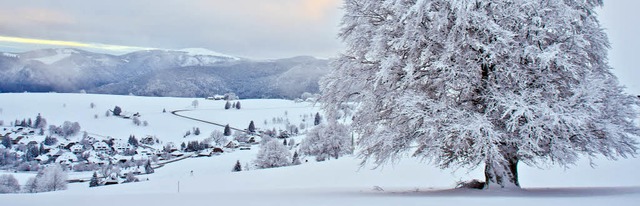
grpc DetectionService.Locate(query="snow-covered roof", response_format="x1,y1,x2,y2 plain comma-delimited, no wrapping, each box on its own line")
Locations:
56,152,78,163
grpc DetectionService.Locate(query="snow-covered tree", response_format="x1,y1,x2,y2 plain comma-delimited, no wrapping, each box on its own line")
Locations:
300,123,352,161
192,99,199,108
210,130,228,147
132,116,141,126
235,101,241,109
321,0,640,189
128,135,139,147
34,113,47,129
225,101,231,110
61,121,81,137
34,164,68,192
254,139,291,169
232,160,242,172
0,174,20,193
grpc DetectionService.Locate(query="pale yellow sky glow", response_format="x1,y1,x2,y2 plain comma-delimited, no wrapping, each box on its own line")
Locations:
0,35,155,53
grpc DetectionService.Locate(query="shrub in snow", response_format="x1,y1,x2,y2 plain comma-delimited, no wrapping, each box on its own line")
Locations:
224,101,231,110
235,101,241,109
124,172,138,183
132,116,141,126
192,99,199,108
112,106,122,116
254,139,291,169
300,123,352,161
0,174,20,193
90,102,95,109
321,0,640,189
456,179,486,190
143,120,149,126
44,136,57,146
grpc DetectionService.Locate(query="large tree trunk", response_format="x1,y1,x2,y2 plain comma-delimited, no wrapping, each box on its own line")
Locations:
484,152,520,189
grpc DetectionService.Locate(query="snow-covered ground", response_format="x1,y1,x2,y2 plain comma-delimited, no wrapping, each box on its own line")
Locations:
1,93,639,205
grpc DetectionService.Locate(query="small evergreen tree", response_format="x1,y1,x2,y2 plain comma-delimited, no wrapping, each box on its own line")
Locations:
283,139,288,146
128,135,139,147
90,102,95,109
194,127,201,136
235,101,241,109
225,101,231,110
163,108,166,113
224,124,232,136
89,172,99,187
248,121,256,134
34,113,47,129
314,112,321,126
232,160,242,172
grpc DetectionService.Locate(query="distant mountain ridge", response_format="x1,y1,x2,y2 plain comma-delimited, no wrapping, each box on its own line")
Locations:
0,48,329,99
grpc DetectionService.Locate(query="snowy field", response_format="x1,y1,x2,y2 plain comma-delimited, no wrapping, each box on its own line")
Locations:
1,93,639,205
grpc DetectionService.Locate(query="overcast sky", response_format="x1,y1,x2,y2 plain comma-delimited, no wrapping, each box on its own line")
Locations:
0,0,637,93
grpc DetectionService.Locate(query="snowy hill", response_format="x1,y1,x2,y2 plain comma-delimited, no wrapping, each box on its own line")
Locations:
1,93,639,206
0,48,328,99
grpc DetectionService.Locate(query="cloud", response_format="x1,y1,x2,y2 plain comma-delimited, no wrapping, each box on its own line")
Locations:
0,35,156,54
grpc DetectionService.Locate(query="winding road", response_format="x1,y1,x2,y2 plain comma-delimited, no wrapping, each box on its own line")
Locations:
170,110,246,133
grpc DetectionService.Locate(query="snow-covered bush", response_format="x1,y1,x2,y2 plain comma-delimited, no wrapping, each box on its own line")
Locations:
0,174,20,193
299,123,352,161
132,116,141,126
254,139,291,169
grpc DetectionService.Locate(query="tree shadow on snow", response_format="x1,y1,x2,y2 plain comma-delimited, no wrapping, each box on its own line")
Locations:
358,186,640,198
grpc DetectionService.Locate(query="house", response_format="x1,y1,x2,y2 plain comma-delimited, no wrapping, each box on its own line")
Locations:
70,144,84,154
55,152,78,164
35,155,50,163
93,141,110,153
140,136,157,145
225,140,239,149
170,151,184,157
206,95,225,100
112,141,131,154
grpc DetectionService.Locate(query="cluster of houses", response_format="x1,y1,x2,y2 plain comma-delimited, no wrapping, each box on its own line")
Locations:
1,126,163,167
